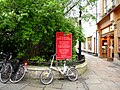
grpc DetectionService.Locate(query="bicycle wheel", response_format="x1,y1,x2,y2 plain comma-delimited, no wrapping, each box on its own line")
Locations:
40,70,53,85
0,63,4,73
10,65,25,83
67,67,78,81
0,63,13,83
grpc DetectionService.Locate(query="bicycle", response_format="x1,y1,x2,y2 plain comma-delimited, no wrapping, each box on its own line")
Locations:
9,58,28,83
39,53,79,85
0,52,28,84
0,52,13,83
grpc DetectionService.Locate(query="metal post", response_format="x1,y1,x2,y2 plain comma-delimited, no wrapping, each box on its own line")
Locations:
78,6,82,60
78,41,81,60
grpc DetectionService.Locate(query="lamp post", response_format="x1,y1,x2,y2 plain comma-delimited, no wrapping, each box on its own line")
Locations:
78,6,82,60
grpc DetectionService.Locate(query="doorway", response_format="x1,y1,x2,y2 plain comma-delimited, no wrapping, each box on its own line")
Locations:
110,38,114,58
102,38,107,58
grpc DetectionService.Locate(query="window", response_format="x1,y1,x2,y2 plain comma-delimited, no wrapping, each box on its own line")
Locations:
104,0,115,14
112,0,115,6
104,0,107,13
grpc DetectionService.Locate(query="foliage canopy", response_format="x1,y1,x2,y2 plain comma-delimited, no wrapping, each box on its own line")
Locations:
0,0,96,60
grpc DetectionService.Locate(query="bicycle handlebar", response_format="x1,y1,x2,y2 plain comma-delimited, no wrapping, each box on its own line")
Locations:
53,53,56,56
51,53,56,56
51,53,68,61
0,51,12,61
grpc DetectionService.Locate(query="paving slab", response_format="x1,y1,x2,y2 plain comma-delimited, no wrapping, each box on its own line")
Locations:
0,81,30,90
88,83,110,90
22,86,43,90
0,52,120,90
0,82,7,88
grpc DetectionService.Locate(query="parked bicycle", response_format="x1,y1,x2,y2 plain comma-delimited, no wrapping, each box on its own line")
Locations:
10,58,28,83
0,52,28,83
0,52,13,83
39,53,79,85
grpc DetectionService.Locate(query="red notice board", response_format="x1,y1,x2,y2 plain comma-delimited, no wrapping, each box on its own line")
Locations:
56,32,72,60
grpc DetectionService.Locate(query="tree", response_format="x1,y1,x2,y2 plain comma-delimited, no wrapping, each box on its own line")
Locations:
0,0,97,60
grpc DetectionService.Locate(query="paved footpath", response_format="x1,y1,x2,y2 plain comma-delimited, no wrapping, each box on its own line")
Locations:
0,53,120,90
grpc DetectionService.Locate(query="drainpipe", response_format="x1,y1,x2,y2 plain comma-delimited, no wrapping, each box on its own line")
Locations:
96,0,98,56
